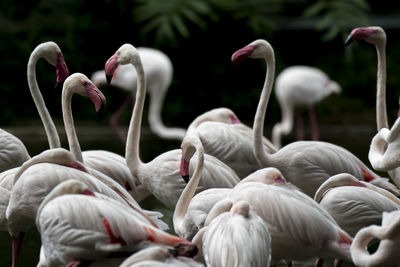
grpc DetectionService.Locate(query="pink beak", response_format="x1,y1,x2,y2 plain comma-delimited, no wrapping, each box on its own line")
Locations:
231,45,257,66
180,156,190,183
105,53,119,84
85,82,106,112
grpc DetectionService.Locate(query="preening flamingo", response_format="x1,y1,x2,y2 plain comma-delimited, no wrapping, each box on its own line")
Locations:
197,200,271,267
272,65,341,148
105,44,239,209
0,41,69,172
350,210,400,266
231,38,400,197
92,47,186,142
314,173,400,237
198,180,352,265
36,180,197,267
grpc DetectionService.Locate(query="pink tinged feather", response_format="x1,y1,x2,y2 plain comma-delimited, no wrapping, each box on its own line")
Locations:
361,169,375,182
230,115,241,124
56,52,69,83
84,82,106,112
102,218,127,245
105,53,119,77
81,189,96,197
231,45,257,66
67,162,89,173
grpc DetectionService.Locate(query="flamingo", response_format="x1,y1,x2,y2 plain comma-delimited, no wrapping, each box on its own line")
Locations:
314,173,400,237
231,38,400,197
36,179,198,267
272,65,341,148
118,245,204,267
91,47,186,142
174,131,286,240
0,41,69,172
24,43,141,200
195,180,353,265
5,148,166,267
344,26,400,188
350,210,400,266
104,44,239,209
196,200,271,267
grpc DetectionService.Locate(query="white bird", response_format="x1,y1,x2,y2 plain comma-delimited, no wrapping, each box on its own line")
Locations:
118,245,204,267
0,41,69,173
345,26,400,188
314,173,400,236
24,44,142,200
272,65,341,148
231,38,400,197
92,47,186,142
174,131,284,240
350,210,400,266
36,179,198,267
104,44,239,209
197,200,272,267
197,180,353,265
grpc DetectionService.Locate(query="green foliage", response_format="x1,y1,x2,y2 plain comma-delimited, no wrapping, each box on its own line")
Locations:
133,0,217,46
304,0,371,41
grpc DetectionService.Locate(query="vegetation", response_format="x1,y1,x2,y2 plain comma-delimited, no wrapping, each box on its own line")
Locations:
0,0,399,129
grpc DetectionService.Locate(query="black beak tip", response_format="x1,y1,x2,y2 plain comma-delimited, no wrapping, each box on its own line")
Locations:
106,75,112,84
54,82,63,90
182,175,190,183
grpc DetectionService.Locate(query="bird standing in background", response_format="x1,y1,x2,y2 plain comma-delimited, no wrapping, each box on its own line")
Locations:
272,65,341,148
91,47,186,142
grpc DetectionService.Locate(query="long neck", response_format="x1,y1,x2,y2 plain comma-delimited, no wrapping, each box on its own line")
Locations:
126,62,146,170
173,141,204,234
253,53,275,166
62,88,83,162
272,102,294,148
148,89,186,140
376,41,388,130
27,51,61,149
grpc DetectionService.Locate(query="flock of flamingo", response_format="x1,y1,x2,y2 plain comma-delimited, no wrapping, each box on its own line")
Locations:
1,26,400,267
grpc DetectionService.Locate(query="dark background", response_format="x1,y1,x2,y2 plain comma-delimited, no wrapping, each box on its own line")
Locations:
1,0,400,135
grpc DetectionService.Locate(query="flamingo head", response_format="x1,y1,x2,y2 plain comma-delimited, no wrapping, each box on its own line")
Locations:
344,26,386,46
105,43,140,84
232,39,274,66
231,200,251,218
37,41,69,89
63,73,106,113
180,135,201,183
240,167,287,185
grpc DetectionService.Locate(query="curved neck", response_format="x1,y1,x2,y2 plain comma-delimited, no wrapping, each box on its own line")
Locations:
376,42,388,130
62,87,83,162
27,51,61,149
173,139,204,232
253,53,275,166
125,62,146,169
148,89,186,140
272,103,294,148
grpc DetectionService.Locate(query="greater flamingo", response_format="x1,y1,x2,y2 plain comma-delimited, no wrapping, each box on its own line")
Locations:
314,173,400,236
5,148,166,267
36,180,197,267
350,210,400,266
344,26,400,187
196,180,353,265
196,200,272,267
92,47,186,142
105,44,239,209
272,65,341,148
174,131,285,240
0,41,69,172
118,245,204,267
231,38,400,197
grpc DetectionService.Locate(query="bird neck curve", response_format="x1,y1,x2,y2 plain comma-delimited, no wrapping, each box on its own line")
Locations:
376,41,388,131
27,46,61,149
